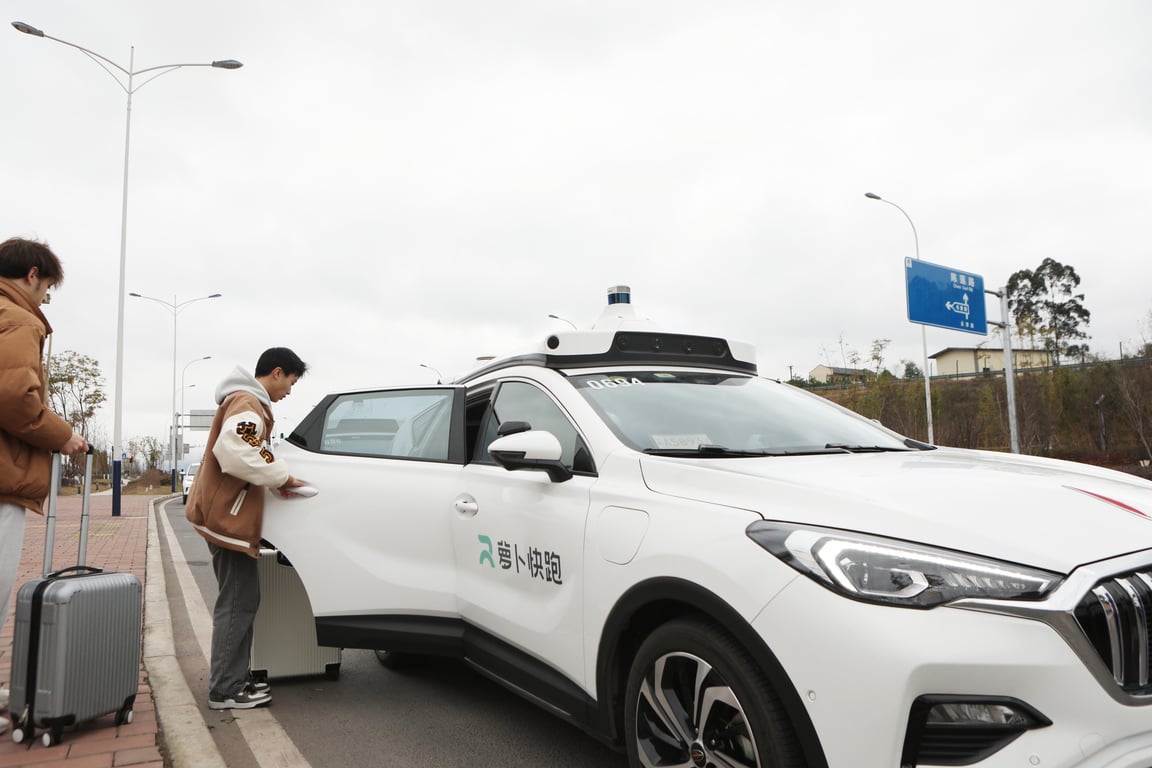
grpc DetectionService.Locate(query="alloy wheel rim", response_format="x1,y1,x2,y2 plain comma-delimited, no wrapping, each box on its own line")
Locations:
634,651,760,768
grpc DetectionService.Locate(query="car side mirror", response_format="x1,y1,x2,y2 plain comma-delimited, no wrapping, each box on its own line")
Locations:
497,420,532,437
488,430,573,483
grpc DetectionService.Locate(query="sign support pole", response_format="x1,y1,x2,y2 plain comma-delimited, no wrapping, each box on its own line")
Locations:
919,324,933,444
986,288,1020,453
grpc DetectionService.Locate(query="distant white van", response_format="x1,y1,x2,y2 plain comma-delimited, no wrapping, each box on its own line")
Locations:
181,462,200,504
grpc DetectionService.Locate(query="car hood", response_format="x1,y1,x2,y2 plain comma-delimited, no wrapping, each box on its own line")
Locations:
639,447,1152,573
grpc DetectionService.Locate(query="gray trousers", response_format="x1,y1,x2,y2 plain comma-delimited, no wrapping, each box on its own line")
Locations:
208,543,260,699
0,502,28,639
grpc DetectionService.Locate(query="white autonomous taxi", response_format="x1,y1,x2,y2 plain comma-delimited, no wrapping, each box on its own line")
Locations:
264,287,1152,768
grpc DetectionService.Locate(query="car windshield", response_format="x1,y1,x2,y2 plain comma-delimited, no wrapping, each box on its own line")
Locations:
570,371,917,456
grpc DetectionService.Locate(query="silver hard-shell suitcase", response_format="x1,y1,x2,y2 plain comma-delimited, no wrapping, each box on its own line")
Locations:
8,451,143,747
250,548,341,682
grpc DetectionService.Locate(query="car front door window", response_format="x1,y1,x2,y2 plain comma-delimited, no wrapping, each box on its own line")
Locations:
473,381,592,472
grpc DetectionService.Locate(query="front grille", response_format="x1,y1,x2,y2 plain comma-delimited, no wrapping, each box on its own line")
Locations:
1075,568,1152,693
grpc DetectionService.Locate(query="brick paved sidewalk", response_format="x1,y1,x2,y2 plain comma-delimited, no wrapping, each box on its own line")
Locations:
1,494,162,768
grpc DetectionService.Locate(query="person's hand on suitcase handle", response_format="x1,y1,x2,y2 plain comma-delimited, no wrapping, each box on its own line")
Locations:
59,433,89,456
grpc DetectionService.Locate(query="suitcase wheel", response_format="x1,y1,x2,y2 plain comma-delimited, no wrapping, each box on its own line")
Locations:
11,726,25,744
42,728,61,748
115,708,134,727
325,663,341,681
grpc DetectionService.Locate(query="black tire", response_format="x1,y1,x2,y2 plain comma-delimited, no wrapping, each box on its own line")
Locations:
182,493,188,505
624,618,803,768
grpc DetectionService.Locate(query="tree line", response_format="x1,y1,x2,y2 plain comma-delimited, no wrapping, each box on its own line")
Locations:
46,350,165,482
821,359,1152,464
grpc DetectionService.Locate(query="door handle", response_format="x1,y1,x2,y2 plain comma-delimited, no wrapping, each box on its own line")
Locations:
454,495,478,517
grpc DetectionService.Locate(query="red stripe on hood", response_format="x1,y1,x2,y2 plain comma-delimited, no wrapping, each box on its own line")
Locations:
1066,486,1151,519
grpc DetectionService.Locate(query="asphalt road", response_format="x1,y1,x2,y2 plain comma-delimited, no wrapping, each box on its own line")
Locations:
159,499,629,768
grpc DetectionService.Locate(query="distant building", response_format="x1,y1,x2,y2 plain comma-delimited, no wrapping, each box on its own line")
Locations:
809,364,872,384
929,347,1052,377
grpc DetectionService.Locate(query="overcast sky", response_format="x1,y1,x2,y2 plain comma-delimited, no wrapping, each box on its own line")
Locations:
3,1,1150,457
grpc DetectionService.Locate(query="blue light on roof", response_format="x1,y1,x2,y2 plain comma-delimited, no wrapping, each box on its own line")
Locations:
607,285,631,305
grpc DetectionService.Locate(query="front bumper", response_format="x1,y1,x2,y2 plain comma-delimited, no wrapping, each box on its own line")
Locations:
753,565,1152,767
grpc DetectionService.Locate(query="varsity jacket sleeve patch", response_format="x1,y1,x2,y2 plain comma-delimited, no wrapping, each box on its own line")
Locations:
212,407,291,489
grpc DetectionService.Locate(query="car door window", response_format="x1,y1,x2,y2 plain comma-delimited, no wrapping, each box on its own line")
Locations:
321,389,454,460
474,381,594,472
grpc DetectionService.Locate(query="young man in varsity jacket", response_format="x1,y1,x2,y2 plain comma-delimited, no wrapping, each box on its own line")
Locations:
186,347,308,710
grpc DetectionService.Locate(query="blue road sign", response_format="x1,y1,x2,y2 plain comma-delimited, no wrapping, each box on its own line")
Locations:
905,258,987,335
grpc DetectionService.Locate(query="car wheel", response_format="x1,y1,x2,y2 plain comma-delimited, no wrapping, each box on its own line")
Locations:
625,618,802,768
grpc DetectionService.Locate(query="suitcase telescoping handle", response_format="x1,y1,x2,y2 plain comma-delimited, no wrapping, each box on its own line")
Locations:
42,446,96,578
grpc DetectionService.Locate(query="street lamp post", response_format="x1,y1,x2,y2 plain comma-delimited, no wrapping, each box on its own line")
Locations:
547,314,578,330
130,293,221,491
12,20,242,515
180,355,211,477
865,192,935,444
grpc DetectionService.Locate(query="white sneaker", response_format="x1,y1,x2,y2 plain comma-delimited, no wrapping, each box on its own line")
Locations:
207,686,271,711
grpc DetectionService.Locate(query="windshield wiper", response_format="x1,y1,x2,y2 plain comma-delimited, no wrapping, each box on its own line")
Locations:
644,444,869,457
903,437,937,450
642,445,786,457
641,443,917,458
823,443,914,453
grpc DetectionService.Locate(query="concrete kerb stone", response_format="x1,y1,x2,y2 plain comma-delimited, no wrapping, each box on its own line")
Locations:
143,495,226,768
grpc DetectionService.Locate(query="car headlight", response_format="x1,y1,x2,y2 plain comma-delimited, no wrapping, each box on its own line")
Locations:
747,522,1061,609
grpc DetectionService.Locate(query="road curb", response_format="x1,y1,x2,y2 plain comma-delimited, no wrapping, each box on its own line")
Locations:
143,495,227,768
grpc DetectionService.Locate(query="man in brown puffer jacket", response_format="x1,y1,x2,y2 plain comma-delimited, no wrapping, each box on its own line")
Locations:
0,237,89,734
